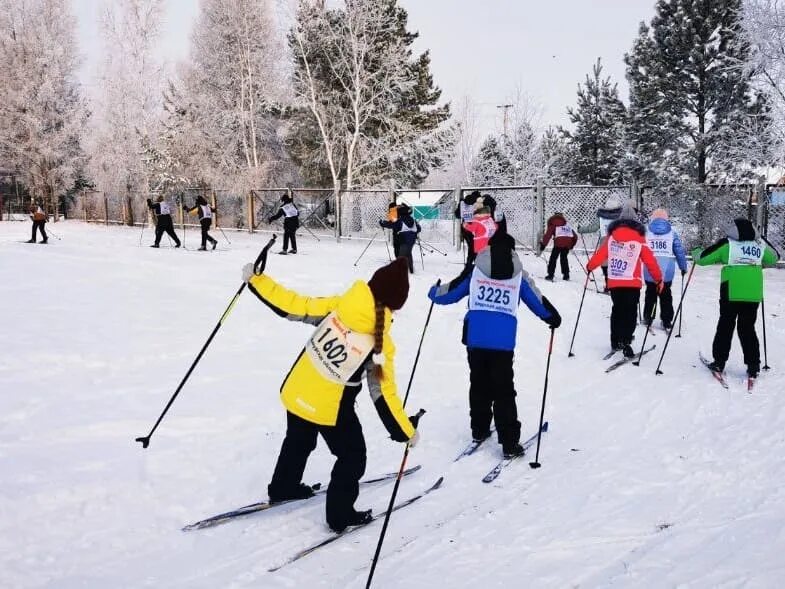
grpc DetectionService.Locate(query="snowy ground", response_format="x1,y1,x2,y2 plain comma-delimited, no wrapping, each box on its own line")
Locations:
1,220,784,589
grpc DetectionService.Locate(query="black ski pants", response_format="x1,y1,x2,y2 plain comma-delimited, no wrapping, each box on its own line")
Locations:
154,216,180,246
200,218,216,248
467,348,520,447
398,241,414,274
547,247,570,279
31,220,47,242
610,287,640,347
269,403,367,529
643,280,673,327
712,297,760,372
283,227,297,251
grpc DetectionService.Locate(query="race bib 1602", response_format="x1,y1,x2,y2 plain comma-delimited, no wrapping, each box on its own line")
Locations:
306,313,375,384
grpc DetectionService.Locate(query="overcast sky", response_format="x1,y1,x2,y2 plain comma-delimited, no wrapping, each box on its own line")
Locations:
74,0,656,135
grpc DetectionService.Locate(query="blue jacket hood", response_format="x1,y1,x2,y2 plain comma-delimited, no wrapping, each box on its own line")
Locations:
648,218,672,235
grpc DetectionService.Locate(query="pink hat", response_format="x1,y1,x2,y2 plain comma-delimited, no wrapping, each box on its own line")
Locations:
651,208,669,220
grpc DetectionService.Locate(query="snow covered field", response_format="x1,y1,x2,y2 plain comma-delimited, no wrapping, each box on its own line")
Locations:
1,221,784,589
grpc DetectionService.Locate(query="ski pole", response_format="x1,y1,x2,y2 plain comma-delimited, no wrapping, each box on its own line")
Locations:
417,239,425,271
139,212,147,246
383,230,392,262
675,272,685,338
135,235,277,449
216,223,231,245
567,273,591,357
571,248,598,290
761,298,770,370
365,409,425,589
529,328,555,469
402,279,440,406
418,238,448,256
45,226,61,240
633,298,657,366
353,228,383,267
654,262,696,375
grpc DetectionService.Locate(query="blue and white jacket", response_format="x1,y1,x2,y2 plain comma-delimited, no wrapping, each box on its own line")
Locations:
428,248,554,351
642,218,688,283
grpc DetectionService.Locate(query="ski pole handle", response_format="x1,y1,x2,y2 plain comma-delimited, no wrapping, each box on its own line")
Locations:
254,234,277,274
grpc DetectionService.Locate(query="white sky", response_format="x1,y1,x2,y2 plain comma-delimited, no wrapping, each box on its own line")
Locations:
73,0,655,135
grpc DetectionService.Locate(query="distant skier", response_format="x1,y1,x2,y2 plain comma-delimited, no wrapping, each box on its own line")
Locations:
539,212,578,281
379,204,421,273
27,202,48,244
386,201,400,257
268,193,300,255
428,231,561,458
586,199,663,358
147,196,181,248
579,197,623,293
464,203,498,256
183,195,217,251
693,218,779,379
455,190,481,263
244,257,418,533
642,209,687,329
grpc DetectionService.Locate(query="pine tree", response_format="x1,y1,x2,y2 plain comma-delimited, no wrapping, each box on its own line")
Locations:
469,136,513,186
287,0,453,189
562,59,627,185
625,0,764,186
539,127,576,184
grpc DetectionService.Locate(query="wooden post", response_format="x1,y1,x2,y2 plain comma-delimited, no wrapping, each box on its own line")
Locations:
247,191,255,233
104,192,109,226
82,188,87,222
211,188,218,228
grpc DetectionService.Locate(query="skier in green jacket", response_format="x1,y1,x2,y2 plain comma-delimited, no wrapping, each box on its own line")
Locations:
693,218,779,379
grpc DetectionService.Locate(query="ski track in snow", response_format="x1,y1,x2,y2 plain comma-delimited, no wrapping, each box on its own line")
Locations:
1,221,784,588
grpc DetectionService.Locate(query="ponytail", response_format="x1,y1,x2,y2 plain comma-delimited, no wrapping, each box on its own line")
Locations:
372,302,385,378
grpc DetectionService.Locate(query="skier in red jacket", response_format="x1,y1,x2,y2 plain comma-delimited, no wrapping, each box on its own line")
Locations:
587,200,663,358
539,212,578,281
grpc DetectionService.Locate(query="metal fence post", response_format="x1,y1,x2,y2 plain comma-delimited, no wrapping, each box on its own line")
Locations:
535,177,545,251
104,193,109,226
757,177,767,235
454,187,462,251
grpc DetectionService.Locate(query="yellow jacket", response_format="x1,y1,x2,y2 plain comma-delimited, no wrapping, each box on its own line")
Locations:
248,275,415,441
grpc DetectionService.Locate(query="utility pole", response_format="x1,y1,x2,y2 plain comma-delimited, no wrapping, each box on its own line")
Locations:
497,104,513,137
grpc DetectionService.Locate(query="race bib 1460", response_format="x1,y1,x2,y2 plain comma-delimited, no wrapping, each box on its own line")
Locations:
728,240,764,266
306,313,375,384
607,238,642,280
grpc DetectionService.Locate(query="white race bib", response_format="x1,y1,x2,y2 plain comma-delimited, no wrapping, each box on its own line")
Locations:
728,240,764,266
306,313,375,384
599,217,613,236
646,230,674,257
468,270,520,317
555,224,574,238
608,237,642,280
158,202,171,216
282,203,298,217
200,205,212,219
460,202,474,223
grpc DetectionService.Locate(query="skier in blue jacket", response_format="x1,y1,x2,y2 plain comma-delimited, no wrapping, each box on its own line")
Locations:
642,208,688,329
428,232,561,457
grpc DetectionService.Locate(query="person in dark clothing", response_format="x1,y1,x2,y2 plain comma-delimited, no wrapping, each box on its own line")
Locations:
184,196,217,251
455,190,482,263
27,202,48,244
379,204,421,273
268,193,300,254
539,212,578,281
147,196,181,248
386,201,400,257
693,218,779,378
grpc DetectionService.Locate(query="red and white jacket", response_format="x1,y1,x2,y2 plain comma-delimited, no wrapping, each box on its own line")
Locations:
587,219,662,288
464,213,498,254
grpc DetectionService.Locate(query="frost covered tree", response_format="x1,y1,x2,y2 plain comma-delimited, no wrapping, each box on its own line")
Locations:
156,0,290,193
540,126,576,184
469,136,513,186
561,59,627,185
87,0,165,225
287,0,453,190
0,0,87,216
625,0,764,186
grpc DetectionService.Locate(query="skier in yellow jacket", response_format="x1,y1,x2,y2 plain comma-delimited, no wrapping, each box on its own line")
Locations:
243,257,418,532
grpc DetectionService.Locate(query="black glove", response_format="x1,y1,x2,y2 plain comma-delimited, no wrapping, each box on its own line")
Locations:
542,296,562,329
378,219,385,227
681,269,687,276
538,243,545,253
267,217,274,224
409,410,425,429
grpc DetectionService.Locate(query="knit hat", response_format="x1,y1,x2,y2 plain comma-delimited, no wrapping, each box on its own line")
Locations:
724,218,757,241
280,193,292,203
368,257,409,311
488,231,516,279
619,199,638,220
604,197,622,210
650,208,668,220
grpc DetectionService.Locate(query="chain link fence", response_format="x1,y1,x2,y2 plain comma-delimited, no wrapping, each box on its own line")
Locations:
459,186,539,249
544,185,632,247
763,186,785,256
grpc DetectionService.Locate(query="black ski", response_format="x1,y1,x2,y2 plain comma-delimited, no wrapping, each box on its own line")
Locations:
698,352,729,389
605,345,656,373
183,465,421,531
481,422,549,484
268,476,444,572
454,428,496,462
602,349,620,361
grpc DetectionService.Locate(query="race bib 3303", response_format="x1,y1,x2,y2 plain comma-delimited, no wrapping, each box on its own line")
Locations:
607,238,642,280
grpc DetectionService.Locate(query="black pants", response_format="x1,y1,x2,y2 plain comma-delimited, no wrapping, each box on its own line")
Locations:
154,217,181,246
398,242,414,273
467,348,520,447
610,288,640,347
283,227,297,251
461,228,475,265
712,297,760,371
269,405,367,528
392,232,401,258
200,219,216,248
547,247,570,278
643,281,673,327
31,220,47,242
